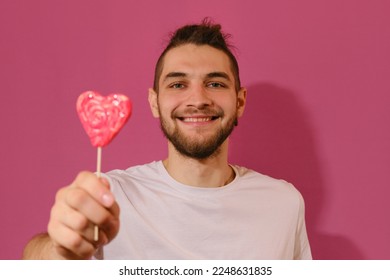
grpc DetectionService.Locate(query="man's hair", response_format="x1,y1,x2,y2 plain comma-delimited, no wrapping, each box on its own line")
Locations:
153,18,241,92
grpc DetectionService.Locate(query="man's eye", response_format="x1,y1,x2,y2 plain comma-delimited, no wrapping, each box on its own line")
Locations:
170,83,185,89
207,82,225,88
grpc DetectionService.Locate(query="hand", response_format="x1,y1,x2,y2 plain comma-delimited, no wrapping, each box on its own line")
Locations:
47,171,120,259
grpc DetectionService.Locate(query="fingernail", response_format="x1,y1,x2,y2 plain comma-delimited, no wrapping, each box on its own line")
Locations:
102,192,114,207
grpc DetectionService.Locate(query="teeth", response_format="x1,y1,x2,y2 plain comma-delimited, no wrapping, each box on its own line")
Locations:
182,117,212,122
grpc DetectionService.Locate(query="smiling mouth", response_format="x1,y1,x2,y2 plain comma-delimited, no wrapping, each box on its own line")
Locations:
179,116,219,123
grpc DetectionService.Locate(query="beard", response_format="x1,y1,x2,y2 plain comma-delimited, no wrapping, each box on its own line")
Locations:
159,107,238,160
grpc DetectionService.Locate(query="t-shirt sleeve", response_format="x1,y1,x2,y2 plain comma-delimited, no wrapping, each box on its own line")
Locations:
293,192,312,260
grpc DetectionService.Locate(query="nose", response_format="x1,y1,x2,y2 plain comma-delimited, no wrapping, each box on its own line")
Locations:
186,84,213,108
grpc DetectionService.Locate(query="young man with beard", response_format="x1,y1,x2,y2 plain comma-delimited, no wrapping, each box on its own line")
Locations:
23,20,312,260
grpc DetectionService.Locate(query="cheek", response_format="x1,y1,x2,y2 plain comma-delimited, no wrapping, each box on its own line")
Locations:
217,97,238,114
157,98,178,118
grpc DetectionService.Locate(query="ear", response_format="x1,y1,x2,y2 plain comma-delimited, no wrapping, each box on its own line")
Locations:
148,88,160,118
236,87,247,118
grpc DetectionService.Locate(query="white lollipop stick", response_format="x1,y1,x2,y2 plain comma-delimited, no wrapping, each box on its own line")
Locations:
96,146,102,177
94,146,102,241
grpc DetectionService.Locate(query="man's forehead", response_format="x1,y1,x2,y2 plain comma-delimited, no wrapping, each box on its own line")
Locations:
163,44,230,63
160,44,234,79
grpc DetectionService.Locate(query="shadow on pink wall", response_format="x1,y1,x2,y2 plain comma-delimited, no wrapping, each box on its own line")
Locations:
231,83,365,259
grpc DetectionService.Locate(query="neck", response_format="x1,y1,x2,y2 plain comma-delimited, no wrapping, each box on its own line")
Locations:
163,140,235,188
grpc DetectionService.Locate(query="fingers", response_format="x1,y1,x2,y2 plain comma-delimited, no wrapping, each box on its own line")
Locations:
48,219,96,259
71,171,115,208
48,171,120,259
50,199,105,242
65,187,113,226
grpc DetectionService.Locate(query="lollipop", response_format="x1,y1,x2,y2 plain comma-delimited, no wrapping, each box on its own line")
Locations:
77,90,132,241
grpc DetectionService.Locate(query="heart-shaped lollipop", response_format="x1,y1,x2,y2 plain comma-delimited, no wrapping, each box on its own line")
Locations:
76,91,132,147
76,90,131,244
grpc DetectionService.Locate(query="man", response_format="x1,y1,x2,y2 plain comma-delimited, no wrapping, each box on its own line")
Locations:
23,20,312,260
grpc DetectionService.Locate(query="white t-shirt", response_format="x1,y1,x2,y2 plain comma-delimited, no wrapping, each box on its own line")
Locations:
101,161,312,259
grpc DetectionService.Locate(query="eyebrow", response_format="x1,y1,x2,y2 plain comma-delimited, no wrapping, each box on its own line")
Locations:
163,72,187,82
163,71,231,82
206,72,231,81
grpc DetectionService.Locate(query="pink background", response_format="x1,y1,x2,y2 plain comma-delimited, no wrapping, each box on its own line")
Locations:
1,0,389,259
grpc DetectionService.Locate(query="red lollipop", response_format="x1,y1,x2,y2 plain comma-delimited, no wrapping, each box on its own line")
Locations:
76,90,132,241
77,91,132,147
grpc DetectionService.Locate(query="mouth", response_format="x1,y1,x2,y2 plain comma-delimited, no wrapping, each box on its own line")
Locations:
178,116,219,123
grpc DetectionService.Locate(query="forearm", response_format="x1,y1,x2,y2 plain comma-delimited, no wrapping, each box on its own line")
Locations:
22,233,65,260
